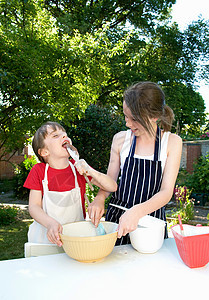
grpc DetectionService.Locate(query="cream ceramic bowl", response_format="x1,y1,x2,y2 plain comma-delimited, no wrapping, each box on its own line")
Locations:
60,221,118,263
129,215,166,254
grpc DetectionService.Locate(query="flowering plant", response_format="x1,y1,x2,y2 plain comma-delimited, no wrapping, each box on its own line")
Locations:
174,185,187,203
172,185,194,223
200,132,209,139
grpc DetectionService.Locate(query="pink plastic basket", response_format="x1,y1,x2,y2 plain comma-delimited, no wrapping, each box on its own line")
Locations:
171,224,209,268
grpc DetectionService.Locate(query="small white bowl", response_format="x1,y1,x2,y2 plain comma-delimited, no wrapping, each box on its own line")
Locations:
129,216,165,254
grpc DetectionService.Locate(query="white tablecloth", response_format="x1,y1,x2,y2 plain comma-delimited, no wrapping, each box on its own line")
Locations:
0,238,208,300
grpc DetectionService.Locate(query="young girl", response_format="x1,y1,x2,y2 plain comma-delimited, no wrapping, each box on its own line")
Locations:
88,81,182,245
24,121,117,246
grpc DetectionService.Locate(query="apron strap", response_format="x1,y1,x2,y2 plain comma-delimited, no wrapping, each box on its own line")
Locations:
153,126,161,161
129,135,136,157
69,161,79,188
42,163,49,192
128,126,161,161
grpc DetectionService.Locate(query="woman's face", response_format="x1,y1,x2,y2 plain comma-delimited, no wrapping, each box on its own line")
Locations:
123,101,146,136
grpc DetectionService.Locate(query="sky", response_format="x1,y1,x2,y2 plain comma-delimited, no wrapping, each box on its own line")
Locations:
171,0,209,113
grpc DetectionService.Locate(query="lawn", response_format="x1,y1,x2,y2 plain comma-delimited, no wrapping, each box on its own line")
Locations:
0,205,33,261
0,179,32,260
0,220,32,261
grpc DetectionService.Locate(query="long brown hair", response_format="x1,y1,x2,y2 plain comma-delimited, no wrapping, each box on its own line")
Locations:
124,81,174,135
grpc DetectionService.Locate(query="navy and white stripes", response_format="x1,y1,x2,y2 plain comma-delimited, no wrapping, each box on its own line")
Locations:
106,126,167,245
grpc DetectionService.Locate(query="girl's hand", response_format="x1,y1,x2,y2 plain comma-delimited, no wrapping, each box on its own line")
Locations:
46,220,63,247
117,206,140,238
87,196,105,227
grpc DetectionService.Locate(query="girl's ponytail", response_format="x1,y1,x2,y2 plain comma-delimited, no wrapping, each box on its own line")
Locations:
158,105,174,131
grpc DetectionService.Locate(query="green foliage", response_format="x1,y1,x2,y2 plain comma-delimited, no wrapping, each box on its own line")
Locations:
85,185,100,205
66,104,126,173
185,154,209,193
169,186,194,223
176,168,189,186
43,0,174,35
164,83,206,135
0,179,15,193
0,0,209,161
0,205,19,225
13,155,37,200
0,1,61,146
85,182,112,211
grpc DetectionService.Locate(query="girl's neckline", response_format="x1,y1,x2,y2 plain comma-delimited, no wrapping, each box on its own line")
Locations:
134,153,154,159
47,161,73,171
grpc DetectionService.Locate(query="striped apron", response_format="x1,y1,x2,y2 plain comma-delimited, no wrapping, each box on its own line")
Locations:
105,126,167,245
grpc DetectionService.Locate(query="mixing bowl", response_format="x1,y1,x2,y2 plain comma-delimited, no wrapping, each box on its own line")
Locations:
171,224,209,268
60,221,118,263
129,215,165,253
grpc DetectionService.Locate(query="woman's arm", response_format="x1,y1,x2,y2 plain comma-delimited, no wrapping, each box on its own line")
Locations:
28,189,63,246
87,131,125,226
117,133,182,238
74,159,117,192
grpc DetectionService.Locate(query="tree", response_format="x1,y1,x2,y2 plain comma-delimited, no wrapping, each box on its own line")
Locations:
0,1,61,158
181,19,209,84
0,3,131,158
163,83,206,134
94,23,208,132
1,0,209,164
43,0,175,34
66,104,126,173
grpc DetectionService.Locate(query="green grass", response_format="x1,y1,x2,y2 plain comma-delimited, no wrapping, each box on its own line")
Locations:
0,211,33,261
0,177,33,260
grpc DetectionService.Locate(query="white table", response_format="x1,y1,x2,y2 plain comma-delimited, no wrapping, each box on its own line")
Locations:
0,238,208,300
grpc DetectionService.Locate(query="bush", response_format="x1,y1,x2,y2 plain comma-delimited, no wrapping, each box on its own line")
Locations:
185,154,209,193
0,179,15,193
176,168,189,186
200,132,209,140
66,104,126,173
14,155,37,200
0,205,19,225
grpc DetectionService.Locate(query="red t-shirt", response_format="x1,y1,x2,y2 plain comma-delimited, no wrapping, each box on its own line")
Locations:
24,160,89,218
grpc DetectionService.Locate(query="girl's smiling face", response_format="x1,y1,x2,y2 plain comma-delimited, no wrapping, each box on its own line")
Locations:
123,101,146,136
123,101,157,137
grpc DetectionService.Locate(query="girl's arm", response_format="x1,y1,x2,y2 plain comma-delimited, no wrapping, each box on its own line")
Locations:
117,133,182,238
28,189,63,246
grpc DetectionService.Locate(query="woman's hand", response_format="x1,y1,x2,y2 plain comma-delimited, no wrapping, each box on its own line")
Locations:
117,206,140,238
87,196,105,227
75,159,91,176
46,219,63,247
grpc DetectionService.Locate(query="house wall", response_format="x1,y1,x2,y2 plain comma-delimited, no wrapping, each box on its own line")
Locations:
180,140,209,173
0,146,32,180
